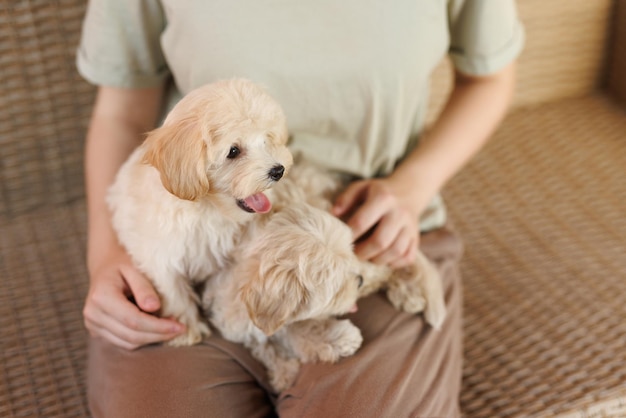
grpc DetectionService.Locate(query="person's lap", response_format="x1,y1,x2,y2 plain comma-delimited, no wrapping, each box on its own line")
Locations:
87,226,463,418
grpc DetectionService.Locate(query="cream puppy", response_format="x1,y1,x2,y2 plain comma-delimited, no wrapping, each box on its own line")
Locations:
270,159,447,328
107,79,293,346
204,204,366,392
203,161,446,392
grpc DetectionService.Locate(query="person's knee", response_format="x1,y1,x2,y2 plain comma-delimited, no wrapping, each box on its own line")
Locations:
87,338,275,418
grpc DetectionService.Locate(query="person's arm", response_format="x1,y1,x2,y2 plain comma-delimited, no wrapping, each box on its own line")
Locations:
333,62,517,268
83,85,185,350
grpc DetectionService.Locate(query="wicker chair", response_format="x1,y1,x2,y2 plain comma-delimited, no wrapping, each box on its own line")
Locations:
1,1,624,417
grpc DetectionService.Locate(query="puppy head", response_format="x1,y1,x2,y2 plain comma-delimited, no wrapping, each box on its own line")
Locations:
143,78,292,208
239,206,363,335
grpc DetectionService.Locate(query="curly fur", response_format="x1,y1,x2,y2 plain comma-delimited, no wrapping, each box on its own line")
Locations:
107,79,293,346
203,160,446,392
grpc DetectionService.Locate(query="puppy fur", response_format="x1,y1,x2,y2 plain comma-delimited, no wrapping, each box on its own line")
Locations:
204,204,365,392
272,158,447,328
203,159,446,392
107,79,293,346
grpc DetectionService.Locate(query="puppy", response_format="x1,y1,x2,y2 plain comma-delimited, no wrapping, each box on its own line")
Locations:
203,204,365,392
203,162,446,392
107,79,293,346
270,158,447,329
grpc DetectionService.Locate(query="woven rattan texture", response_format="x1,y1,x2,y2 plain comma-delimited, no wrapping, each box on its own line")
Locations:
0,0,95,219
1,0,624,417
0,202,89,417
444,96,626,417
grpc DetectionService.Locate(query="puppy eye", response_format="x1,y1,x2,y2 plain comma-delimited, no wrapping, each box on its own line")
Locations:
227,146,240,159
356,275,364,289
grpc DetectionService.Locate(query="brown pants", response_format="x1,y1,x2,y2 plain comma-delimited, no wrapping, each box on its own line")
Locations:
87,226,464,418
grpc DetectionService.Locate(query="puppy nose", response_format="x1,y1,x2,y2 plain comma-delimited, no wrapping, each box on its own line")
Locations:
268,164,285,181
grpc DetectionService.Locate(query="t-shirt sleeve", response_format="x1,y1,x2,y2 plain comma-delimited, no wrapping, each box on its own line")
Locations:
76,0,169,88
448,0,525,76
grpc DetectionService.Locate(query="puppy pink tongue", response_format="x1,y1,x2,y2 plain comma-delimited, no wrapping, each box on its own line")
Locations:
348,303,358,313
244,192,271,213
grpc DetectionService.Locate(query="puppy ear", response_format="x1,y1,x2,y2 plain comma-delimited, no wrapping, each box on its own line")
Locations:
142,119,210,201
239,261,307,336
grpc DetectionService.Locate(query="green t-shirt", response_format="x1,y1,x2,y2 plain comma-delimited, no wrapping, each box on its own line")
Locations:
77,0,524,230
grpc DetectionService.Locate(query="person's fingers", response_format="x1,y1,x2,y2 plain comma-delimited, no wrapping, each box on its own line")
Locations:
370,225,414,266
354,210,402,260
332,180,368,218
346,191,395,241
387,233,418,269
93,321,183,351
84,275,185,347
389,240,417,269
87,295,185,348
94,327,143,351
98,289,185,336
333,177,425,268
119,264,161,313
94,312,184,349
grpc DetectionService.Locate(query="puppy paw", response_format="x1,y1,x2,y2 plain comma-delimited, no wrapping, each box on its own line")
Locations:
269,358,301,393
317,319,363,362
166,321,211,347
386,271,427,314
380,253,447,330
285,319,363,363
424,296,447,330
413,251,447,330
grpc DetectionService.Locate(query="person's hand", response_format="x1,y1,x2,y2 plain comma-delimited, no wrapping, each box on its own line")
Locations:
83,247,185,350
332,177,424,269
